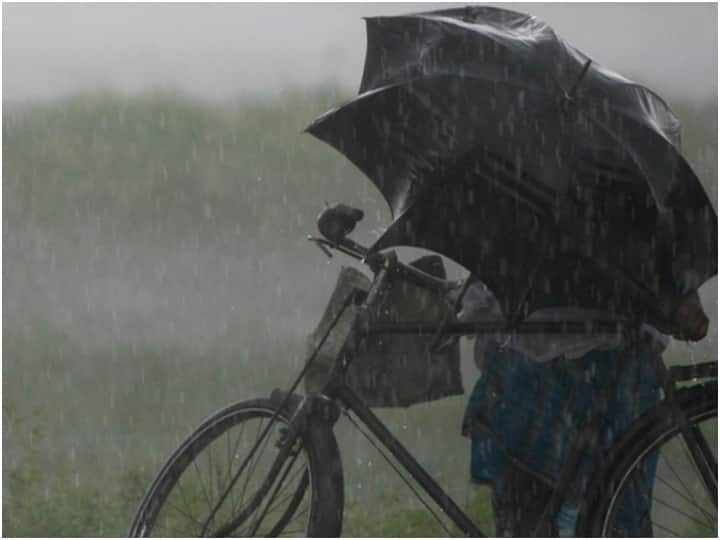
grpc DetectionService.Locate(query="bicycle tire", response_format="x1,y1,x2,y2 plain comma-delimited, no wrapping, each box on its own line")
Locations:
129,396,344,537
577,382,717,537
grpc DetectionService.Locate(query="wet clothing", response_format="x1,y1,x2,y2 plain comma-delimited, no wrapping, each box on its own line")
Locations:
460,282,666,536
456,280,669,362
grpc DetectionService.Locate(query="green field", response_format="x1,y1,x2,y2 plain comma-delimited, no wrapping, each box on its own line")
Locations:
3,88,717,536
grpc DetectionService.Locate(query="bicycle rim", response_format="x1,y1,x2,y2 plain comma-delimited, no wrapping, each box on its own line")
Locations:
599,403,717,537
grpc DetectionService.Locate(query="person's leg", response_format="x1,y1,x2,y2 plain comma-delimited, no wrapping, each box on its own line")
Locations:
554,502,579,537
492,465,556,537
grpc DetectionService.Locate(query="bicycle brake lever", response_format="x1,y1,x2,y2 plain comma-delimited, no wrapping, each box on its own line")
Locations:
308,236,333,258
318,243,333,258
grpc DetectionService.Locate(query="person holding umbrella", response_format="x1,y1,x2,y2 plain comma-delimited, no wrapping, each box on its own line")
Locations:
307,6,716,342
307,5,716,536
459,280,709,536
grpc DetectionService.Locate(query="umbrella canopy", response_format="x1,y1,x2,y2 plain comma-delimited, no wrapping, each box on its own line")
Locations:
306,6,716,326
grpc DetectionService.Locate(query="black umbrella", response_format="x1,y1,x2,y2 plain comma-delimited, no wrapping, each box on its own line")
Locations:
306,6,716,327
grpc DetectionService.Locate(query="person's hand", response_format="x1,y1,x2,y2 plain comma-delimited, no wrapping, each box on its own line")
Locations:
672,293,709,342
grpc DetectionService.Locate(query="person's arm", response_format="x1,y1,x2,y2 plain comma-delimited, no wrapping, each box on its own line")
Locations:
653,209,710,343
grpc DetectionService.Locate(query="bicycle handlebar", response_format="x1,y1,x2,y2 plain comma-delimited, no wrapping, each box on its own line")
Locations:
311,203,459,294
308,233,457,295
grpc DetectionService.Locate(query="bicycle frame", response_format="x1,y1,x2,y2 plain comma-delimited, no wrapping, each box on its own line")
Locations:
219,223,716,537
276,249,718,537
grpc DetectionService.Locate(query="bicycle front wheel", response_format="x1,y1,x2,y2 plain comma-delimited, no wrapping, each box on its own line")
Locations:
578,383,717,537
129,396,344,537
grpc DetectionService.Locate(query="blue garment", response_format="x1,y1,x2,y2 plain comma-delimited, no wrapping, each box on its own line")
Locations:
464,340,661,535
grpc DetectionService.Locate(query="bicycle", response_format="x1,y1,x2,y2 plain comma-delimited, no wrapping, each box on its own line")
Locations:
129,203,717,537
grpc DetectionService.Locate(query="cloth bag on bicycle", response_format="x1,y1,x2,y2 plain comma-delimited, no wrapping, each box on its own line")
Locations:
305,254,464,407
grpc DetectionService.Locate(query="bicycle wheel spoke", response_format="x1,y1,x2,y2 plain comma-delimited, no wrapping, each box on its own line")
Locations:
265,467,307,516
685,450,712,515
236,417,269,514
265,490,301,519
660,452,704,510
679,431,717,506
232,415,267,517
225,428,237,517
248,447,303,536
173,472,194,520
238,497,309,537
289,504,308,523
652,494,715,531
163,500,206,529
258,472,306,532
689,424,718,477
651,519,685,537
206,437,217,509
655,472,716,523
191,454,214,518
226,419,249,515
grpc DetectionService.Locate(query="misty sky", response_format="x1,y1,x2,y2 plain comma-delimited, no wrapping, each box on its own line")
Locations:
3,2,718,102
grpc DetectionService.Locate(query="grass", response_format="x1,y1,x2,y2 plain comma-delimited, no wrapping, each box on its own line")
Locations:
2,320,485,536
342,485,494,537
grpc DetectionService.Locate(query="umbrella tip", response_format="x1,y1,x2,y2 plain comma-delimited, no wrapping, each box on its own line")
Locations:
302,120,323,137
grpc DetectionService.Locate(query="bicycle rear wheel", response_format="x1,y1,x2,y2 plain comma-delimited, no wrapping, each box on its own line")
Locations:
129,396,343,537
578,383,717,537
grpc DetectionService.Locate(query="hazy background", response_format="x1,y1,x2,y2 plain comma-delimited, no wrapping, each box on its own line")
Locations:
3,3,718,101
3,3,718,536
